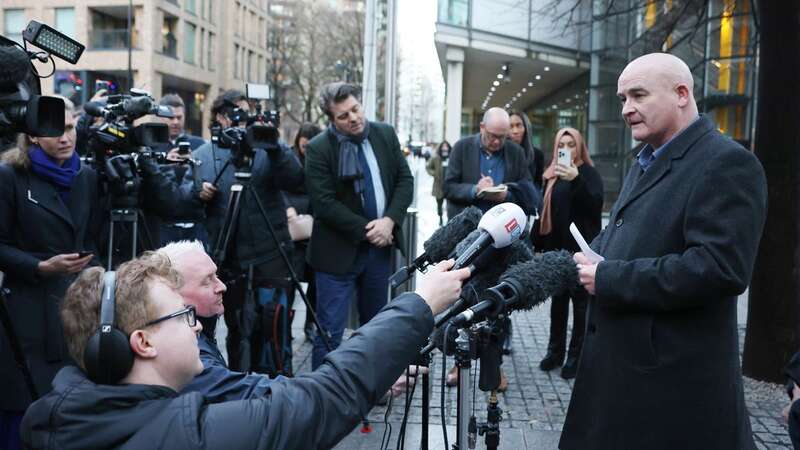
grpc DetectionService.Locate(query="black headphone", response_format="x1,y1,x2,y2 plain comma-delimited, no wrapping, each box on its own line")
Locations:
83,271,134,385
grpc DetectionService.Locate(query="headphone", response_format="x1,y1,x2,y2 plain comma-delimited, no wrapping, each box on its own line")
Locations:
83,271,134,385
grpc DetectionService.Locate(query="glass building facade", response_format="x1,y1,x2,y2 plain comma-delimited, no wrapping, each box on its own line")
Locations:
589,0,757,205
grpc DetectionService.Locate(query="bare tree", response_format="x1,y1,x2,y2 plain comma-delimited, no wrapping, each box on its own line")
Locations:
268,1,367,129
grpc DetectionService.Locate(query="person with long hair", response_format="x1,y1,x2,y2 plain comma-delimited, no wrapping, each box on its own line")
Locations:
426,140,450,225
286,122,322,341
508,110,545,190
0,98,101,450
534,127,603,379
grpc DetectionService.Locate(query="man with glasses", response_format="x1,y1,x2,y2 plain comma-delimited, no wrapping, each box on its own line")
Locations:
442,107,538,391
21,249,470,449
443,107,537,219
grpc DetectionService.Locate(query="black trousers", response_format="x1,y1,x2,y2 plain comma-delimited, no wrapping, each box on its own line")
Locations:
546,289,589,359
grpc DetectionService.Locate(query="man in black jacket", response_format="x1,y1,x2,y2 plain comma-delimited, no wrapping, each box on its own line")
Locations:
443,107,539,219
305,82,413,369
21,249,469,449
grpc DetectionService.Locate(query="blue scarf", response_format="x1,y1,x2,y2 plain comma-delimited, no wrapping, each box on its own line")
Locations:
329,121,371,195
29,145,80,204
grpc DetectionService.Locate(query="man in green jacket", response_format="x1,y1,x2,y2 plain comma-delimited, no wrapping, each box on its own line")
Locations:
305,82,414,369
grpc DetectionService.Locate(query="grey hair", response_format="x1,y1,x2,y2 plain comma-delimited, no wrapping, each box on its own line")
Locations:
156,240,207,271
318,82,361,119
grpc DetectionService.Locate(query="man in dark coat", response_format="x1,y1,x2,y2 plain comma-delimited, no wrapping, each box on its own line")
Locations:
562,53,767,450
305,82,414,369
21,247,470,450
180,90,303,373
443,107,539,219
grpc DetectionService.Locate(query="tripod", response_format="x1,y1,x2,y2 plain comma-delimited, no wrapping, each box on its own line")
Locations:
212,158,332,367
451,321,505,450
102,155,156,269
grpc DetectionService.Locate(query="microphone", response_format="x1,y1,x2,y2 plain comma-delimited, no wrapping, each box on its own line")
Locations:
451,250,578,327
389,206,482,289
451,203,527,272
420,239,534,356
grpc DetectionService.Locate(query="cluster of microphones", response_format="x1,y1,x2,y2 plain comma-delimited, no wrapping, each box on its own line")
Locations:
389,203,580,355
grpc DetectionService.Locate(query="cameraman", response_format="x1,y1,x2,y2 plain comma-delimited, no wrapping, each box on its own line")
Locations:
21,250,469,449
182,89,303,372
156,94,207,247
0,97,101,449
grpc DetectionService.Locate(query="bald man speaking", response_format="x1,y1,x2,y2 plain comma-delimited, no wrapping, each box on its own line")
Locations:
560,53,767,449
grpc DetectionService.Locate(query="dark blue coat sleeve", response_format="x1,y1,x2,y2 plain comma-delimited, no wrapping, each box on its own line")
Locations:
181,334,275,403
201,293,435,450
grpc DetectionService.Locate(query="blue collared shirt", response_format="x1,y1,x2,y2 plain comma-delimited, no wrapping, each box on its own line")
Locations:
637,115,700,171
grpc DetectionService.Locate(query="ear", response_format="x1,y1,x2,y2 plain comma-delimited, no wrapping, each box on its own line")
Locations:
129,330,158,359
675,84,691,107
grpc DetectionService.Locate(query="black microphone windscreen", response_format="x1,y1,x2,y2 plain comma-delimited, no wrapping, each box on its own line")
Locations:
423,206,482,261
500,250,578,311
0,45,31,86
462,239,534,306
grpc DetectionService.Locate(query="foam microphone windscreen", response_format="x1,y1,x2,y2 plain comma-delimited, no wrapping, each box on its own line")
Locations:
499,250,579,311
461,239,534,306
423,206,482,261
0,45,31,86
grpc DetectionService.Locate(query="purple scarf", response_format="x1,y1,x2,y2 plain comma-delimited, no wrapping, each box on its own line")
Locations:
29,145,80,204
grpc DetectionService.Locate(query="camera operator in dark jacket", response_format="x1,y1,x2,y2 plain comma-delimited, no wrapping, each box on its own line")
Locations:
180,89,303,372
0,98,101,448
154,94,208,247
21,249,470,450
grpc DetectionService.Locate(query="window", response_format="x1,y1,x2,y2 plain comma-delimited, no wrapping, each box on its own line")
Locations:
234,43,240,78
3,9,25,44
207,32,215,72
186,0,196,15
55,8,75,39
184,22,196,64
247,50,253,81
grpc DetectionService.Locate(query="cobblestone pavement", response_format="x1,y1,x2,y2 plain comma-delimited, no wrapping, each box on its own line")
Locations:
227,157,791,449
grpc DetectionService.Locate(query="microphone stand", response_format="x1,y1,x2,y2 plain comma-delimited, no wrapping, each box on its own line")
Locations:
454,328,477,450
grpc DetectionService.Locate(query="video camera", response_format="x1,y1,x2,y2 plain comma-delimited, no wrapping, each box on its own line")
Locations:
0,21,85,147
84,88,173,157
215,83,281,169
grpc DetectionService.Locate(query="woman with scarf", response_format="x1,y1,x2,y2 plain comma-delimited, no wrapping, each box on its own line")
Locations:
533,127,603,379
0,97,101,449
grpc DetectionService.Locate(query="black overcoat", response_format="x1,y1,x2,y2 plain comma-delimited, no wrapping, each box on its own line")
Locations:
560,115,767,450
0,161,101,411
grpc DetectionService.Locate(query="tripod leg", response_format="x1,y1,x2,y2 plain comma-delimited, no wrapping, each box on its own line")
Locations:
212,185,243,264
245,187,334,351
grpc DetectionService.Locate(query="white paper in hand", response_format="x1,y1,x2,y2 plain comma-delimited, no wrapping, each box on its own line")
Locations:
569,222,604,263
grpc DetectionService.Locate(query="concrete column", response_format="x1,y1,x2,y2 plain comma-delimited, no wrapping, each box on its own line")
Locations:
444,46,464,145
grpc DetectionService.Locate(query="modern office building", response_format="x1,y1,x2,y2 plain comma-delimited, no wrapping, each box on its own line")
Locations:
0,0,271,136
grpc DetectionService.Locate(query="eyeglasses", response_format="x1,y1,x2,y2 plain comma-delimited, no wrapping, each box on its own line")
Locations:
484,131,507,143
143,305,197,328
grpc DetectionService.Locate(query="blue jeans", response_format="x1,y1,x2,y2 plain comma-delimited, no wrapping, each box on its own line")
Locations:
312,244,391,369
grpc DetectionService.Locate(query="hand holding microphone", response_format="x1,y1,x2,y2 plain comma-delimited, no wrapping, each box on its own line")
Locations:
414,259,471,316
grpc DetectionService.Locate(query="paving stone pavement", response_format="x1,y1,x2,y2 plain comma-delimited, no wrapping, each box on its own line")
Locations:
221,157,792,449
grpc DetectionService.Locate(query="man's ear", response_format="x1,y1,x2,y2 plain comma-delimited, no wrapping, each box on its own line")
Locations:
129,330,158,359
676,84,691,107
